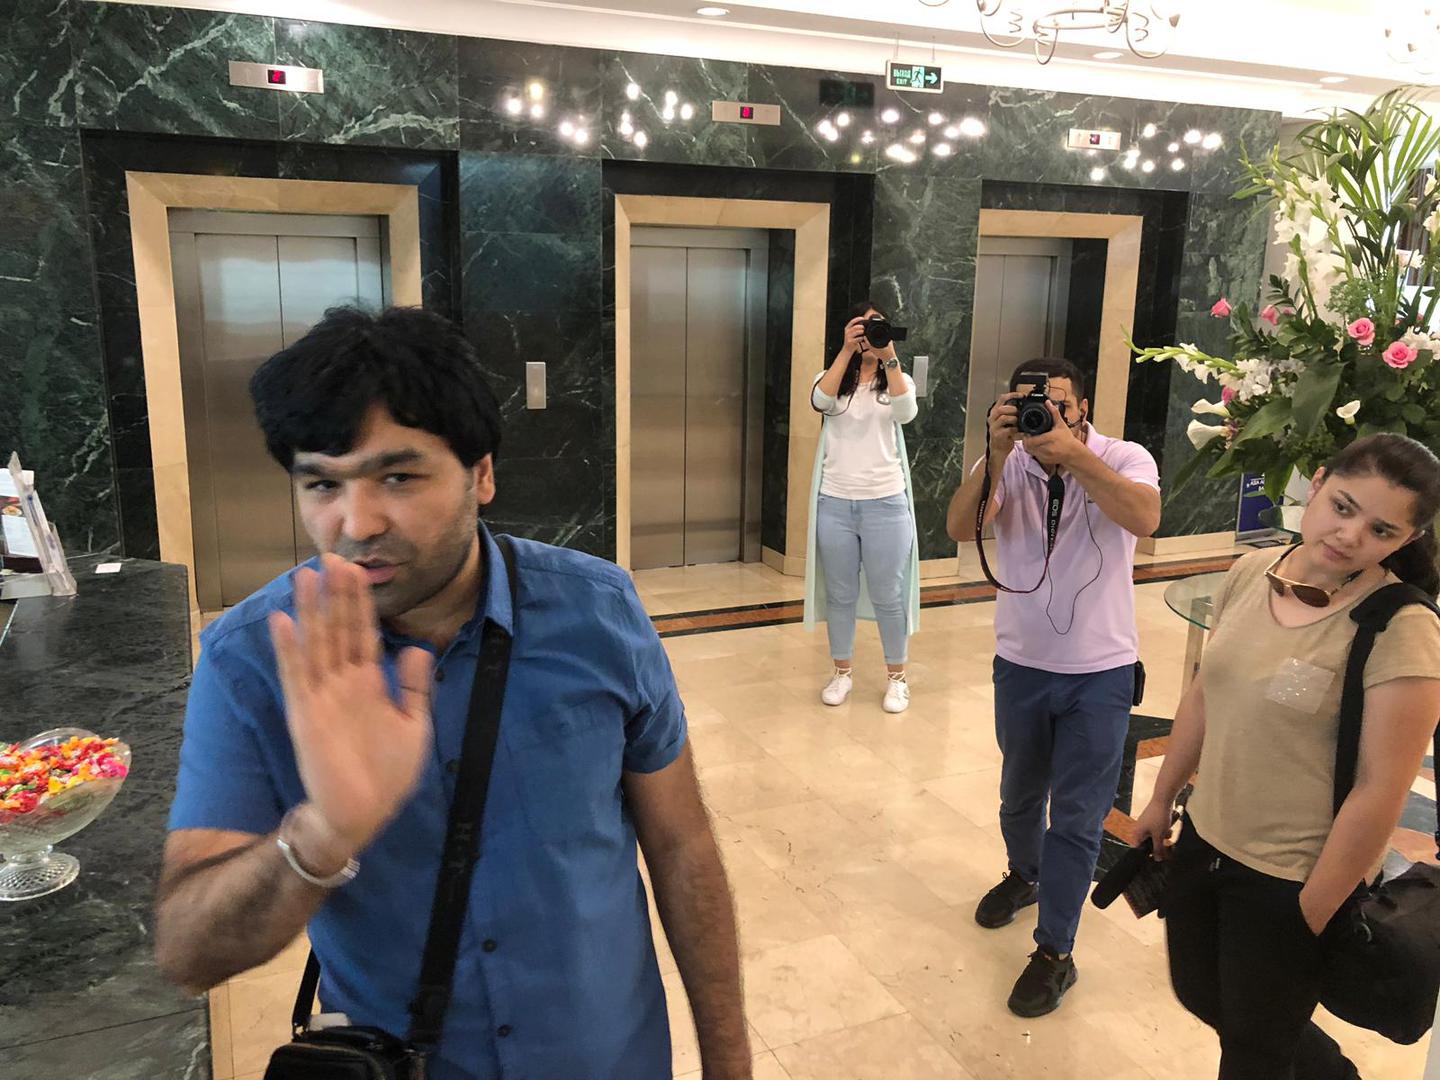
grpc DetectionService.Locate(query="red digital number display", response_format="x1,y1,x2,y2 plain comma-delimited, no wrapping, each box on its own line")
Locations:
740,105,754,119
267,69,287,85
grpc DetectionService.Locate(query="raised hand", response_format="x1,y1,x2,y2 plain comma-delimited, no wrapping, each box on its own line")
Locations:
268,554,435,861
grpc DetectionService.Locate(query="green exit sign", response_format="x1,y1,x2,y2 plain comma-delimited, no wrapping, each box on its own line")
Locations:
886,61,943,95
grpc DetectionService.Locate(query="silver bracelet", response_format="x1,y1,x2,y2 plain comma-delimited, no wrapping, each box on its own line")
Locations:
276,821,360,889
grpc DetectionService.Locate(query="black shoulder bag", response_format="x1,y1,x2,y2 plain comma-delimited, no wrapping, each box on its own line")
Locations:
1319,582,1440,1046
264,535,519,1079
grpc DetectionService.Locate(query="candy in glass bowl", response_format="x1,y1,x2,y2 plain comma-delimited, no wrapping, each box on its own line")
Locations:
0,727,131,901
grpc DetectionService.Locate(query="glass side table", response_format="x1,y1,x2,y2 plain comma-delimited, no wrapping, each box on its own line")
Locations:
1163,571,1228,691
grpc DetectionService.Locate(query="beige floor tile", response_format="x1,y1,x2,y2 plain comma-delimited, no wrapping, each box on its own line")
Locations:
228,967,309,1076
923,768,1004,831
230,932,310,984
722,841,831,956
689,718,771,771
774,1013,977,1079
770,741,915,805
883,823,1012,908
743,934,906,1049
830,789,981,846
208,980,234,1080
696,756,818,816
677,1051,792,1079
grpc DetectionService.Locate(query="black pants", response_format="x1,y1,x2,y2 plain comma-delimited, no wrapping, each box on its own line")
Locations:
1163,821,1360,1080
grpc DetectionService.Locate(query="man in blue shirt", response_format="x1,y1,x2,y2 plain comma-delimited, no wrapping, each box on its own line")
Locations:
155,307,752,1079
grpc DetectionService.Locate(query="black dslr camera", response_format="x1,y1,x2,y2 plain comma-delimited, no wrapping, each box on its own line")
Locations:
863,315,909,349
1015,371,1055,437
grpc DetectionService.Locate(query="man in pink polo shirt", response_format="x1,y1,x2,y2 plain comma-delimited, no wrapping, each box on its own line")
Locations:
947,357,1161,1018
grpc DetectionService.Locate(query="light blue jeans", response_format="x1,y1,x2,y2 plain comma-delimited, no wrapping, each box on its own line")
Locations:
815,492,913,665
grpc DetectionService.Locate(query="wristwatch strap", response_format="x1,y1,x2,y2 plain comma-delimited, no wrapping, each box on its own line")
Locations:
883,358,900,370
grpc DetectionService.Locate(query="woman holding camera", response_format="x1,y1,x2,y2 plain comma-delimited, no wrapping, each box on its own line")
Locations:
803,302,920,713
1135,433,1440,1079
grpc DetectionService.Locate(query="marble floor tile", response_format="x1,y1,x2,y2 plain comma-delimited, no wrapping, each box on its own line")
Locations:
208,979,234,1080
923,767,1005,831
677,1051,793,1079
773,1013,978,1079
227,966,311,1076
742,934,907,1049
695,756,819,816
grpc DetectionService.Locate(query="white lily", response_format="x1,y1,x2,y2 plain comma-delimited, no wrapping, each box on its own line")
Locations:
1186,419,1226,450
1191,399,1231,418
1336,400,1361,425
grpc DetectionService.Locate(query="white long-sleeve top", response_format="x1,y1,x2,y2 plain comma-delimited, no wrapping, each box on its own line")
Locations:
810,370,918,500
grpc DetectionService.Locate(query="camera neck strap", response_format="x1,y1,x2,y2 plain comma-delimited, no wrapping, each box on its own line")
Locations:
288,531,520,1048
974,420,1066,596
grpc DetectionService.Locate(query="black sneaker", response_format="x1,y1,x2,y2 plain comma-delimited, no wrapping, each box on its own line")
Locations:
974,871,1039,929
1007,948,1078,1018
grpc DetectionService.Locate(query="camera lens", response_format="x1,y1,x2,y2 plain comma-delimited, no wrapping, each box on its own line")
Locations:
1017,399,1054,436
864,317,893,349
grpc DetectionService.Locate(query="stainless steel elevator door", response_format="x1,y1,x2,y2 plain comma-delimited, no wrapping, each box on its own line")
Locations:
630,228,767,572
964,238,1073,475
171,211,387,609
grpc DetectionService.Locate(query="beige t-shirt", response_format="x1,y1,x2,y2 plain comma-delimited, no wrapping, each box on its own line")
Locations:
1187,549,1440,882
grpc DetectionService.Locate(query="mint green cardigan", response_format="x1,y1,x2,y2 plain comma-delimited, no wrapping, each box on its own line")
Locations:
801,402,922,638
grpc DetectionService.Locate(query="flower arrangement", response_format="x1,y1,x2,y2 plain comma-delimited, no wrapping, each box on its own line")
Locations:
1131,89,1440,505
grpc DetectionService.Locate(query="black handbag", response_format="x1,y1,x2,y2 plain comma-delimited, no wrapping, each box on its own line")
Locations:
264,535,518,1079
1319,582,1440,1046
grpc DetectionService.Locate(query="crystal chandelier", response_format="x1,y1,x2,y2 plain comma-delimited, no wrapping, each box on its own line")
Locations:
1383,3,1440,79
918,1,1182,65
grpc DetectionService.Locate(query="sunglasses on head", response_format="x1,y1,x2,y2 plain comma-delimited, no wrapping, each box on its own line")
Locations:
1264,547,1362,608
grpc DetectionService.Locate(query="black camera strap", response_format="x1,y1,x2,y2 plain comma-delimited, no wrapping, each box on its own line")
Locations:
974,417,1066,595
288,532,520,1047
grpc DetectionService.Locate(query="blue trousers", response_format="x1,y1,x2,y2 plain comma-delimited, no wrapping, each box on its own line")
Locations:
993,656,1132,955
815,492,913,664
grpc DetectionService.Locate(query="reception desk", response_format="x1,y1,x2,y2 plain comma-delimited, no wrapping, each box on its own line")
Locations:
0,558,208,1078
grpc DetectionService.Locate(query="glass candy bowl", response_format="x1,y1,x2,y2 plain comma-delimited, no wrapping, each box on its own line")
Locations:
0,727,131,901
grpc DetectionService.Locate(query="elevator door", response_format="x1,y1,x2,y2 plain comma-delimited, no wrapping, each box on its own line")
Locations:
170,211,387,609
630,228,767,571
964,237,1073,473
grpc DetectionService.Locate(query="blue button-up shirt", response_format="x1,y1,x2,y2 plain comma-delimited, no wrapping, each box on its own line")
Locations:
168,529,686,1078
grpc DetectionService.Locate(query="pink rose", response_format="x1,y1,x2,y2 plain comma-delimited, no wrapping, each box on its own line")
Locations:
1221,386,1237,405
1347,318,1376,347
1383,341,1418,369
1260,305,1279,326
1210,298,1232,318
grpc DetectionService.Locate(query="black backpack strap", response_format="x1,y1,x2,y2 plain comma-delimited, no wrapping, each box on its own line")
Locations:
286,533,519,1042
408,533,518,1045
1334,583,1440,825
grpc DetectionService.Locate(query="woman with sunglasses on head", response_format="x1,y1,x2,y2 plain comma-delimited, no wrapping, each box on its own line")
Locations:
804,301,920,713
1134,433,1440,1080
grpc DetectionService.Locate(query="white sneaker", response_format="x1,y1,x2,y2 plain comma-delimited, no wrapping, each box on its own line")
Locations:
821,668,853,706
883,672,910,714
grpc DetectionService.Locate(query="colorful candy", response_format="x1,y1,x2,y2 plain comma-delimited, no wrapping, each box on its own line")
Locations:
0,736,129,814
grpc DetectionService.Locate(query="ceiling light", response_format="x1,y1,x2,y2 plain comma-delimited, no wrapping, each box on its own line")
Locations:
1141,122,1157,139
619,118,634,137
695,5,729,14
559,120,575,137
817,120,839,142
1090,166,1106,180
836,111,851,127
1319,75,1348,84
1183,129,1202,145
861,131,875,145
1093,50,1123,60
634,130,648,149
929,111,945,125
530,103,545,120
909,130,926,144
1202,132,1223,150
680,103,695,120
934,142,953,157
662,106,676,122
504,97,522,116
1171,158,1185,171
1121,157,1136,170
977,2,1181,65
528,81,545,101
665,90,679,107
625,82,640,101
959,116,986,138
574,129,589,145
1142,159,1156,173
850,153,863,164
881,108,900,125
1167,141,1179,152
885,144,917,164
944,125,960,139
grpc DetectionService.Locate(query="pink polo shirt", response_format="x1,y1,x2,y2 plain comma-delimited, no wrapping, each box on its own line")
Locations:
987,425,1160,675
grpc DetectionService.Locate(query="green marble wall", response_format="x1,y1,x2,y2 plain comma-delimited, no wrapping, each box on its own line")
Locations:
1,0,1279,562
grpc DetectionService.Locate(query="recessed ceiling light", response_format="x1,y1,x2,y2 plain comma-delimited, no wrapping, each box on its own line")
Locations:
574,129,589,145
528,81,545,101
881,108,900,125
634,130,649,149
1141,122,1157,139
933,143,953,157
1093,50,1123,60
836,111,852,127
680,103,695,120
1141,159,1156,173
944,125,960,139
1202,132,1223,150
1319,75,1348,84
959,116,987,138
909,130,926,145
625,82,641,101
1183,129,1202,145
695,5,730,15
1090,166,1106,180
861,131,875,145
929,112,945,125
504,97,522,116
1167,141,1180,152
530,103,545,120
664,90,679,107
559,120,575,137
885,144,917,164
1171,157,1186,171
